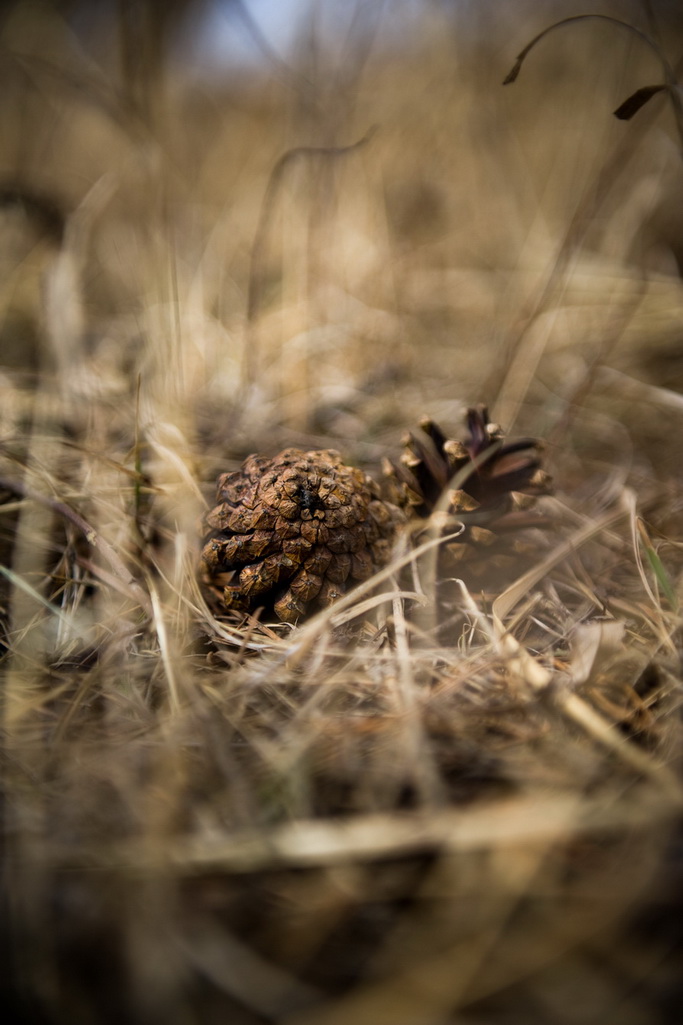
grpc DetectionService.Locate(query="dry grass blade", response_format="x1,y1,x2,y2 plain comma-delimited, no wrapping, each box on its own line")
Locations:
178,919,321,1017
492,505,627,625
0,562,78,631
556,690,683,801
330,588,427,628
148,581,181,714
0,474,152,616
624,488,677,652
67,791,676,875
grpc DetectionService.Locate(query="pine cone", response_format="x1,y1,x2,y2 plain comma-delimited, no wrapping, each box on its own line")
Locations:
383,405,551,572
201,448,402,624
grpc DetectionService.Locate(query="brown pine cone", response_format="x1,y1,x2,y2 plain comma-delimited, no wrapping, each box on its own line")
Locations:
383,405,552,573
201,448,402,624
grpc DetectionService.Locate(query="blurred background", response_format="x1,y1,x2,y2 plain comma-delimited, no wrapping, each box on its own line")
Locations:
3,0,683,469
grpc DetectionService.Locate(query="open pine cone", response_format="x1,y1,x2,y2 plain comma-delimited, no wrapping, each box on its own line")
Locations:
383,405,552,573
201,448,402,624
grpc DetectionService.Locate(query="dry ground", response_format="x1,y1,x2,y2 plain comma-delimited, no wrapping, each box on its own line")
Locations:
2,2,683,1023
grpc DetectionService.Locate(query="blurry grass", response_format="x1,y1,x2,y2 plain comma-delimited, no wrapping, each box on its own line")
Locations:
2,1,683,1024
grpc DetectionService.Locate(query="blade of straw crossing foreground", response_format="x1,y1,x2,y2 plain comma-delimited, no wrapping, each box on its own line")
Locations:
84,790,679,876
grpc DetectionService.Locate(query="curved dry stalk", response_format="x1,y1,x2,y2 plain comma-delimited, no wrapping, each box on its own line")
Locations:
244,127,376,389
503,13,683,149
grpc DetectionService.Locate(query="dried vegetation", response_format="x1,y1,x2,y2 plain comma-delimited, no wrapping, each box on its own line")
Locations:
2,2,683,1023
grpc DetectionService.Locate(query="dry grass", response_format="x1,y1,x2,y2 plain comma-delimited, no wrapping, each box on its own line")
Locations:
2,2,683,1023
